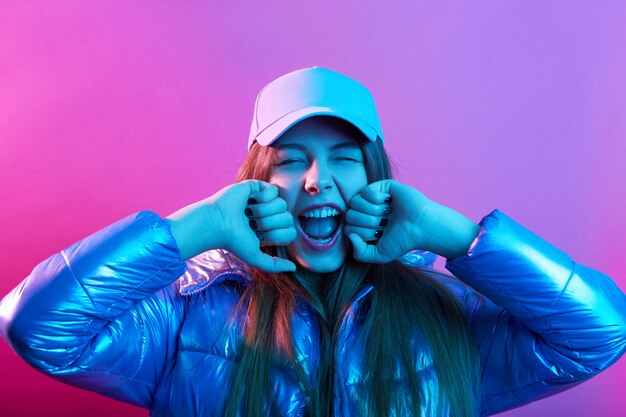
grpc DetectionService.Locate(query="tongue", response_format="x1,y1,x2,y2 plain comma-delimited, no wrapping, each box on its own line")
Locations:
300,217,339,239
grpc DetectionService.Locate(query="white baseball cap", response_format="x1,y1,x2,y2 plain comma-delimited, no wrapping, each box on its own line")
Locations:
248,66,384,150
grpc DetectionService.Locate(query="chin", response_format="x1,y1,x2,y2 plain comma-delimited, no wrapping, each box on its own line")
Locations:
289,242,347,274
298,260,343,274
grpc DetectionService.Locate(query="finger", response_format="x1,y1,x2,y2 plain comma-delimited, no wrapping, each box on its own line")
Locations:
349,194,391,217
359,184,392,205
245,197,288,218
240,179,271,195
247,251,297,273
345,209,388,229
260,227,297,246
347,233,392,264
246,181,279,204
249,212,294,232
344,225,384,243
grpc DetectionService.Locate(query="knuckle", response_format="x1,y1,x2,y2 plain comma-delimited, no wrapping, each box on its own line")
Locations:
268,184,279,197
348,211,361,223
350,198,363,211
363,187,375,201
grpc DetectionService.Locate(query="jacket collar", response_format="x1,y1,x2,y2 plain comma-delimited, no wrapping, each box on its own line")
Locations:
178,249,252,296
178,249,437,296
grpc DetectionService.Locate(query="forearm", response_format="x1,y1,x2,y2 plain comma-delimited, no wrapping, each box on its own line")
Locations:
165,198,226,261
421,201,481,260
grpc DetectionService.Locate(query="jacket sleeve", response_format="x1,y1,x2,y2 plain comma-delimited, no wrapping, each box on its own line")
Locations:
444,209,626,417
0,210,188,408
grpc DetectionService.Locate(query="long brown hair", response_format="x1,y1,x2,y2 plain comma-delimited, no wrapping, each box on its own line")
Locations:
224,116,480,417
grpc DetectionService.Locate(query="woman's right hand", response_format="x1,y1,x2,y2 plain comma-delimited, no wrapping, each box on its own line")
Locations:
165,180,297,273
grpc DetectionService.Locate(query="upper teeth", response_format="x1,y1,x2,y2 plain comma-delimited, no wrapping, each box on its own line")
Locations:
302,207,340,218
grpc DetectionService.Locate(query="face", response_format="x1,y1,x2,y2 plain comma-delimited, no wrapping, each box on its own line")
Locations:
269,117,368,273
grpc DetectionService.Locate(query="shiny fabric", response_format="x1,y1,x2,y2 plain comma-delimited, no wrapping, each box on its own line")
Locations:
1,209,625,416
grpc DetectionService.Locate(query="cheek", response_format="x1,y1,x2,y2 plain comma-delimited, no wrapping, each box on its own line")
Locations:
269,174,290,192
270,175,298,208
336,169,368,201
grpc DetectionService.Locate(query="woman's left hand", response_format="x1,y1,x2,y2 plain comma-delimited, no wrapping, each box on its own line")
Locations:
344,180,434,263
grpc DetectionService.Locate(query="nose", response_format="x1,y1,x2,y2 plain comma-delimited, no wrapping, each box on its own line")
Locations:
304,160,334,194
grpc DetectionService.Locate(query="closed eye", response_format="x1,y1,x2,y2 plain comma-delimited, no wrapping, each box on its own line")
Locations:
274,159,305,166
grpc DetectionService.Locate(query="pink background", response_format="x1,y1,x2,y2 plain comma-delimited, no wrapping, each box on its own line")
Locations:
1,1,625,416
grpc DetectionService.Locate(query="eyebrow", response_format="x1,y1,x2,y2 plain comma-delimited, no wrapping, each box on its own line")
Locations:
274,142,361,151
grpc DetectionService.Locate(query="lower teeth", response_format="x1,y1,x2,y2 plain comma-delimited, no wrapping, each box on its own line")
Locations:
307,234,333,243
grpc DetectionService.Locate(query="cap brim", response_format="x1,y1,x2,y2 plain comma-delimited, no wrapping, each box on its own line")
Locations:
252,107,379,149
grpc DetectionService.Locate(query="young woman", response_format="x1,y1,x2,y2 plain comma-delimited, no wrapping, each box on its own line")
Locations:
1,67,625,417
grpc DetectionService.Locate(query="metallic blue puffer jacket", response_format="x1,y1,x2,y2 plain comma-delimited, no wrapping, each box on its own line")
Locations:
1,209,625,416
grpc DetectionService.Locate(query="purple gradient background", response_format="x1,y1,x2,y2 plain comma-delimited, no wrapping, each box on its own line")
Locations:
1,2,625,416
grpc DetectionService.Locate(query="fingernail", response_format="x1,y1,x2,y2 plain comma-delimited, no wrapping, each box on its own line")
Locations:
245,208,253,217
383,207,392,216
255,231,264,241
247,198,257,204
384,197,392,203
379,218,388,227
374,229,383,239
249,219,257,230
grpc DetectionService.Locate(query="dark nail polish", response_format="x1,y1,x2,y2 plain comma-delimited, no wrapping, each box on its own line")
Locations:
247,198,257,204
384,197,392,203
255,231,264,241
383,207,393,216
374,229,383,239
249,219,257,230
245,208,253,217
379,218,388,227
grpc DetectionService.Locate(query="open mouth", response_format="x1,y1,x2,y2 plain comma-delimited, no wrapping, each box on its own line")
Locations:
297,205,343,249
299,208,341,241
